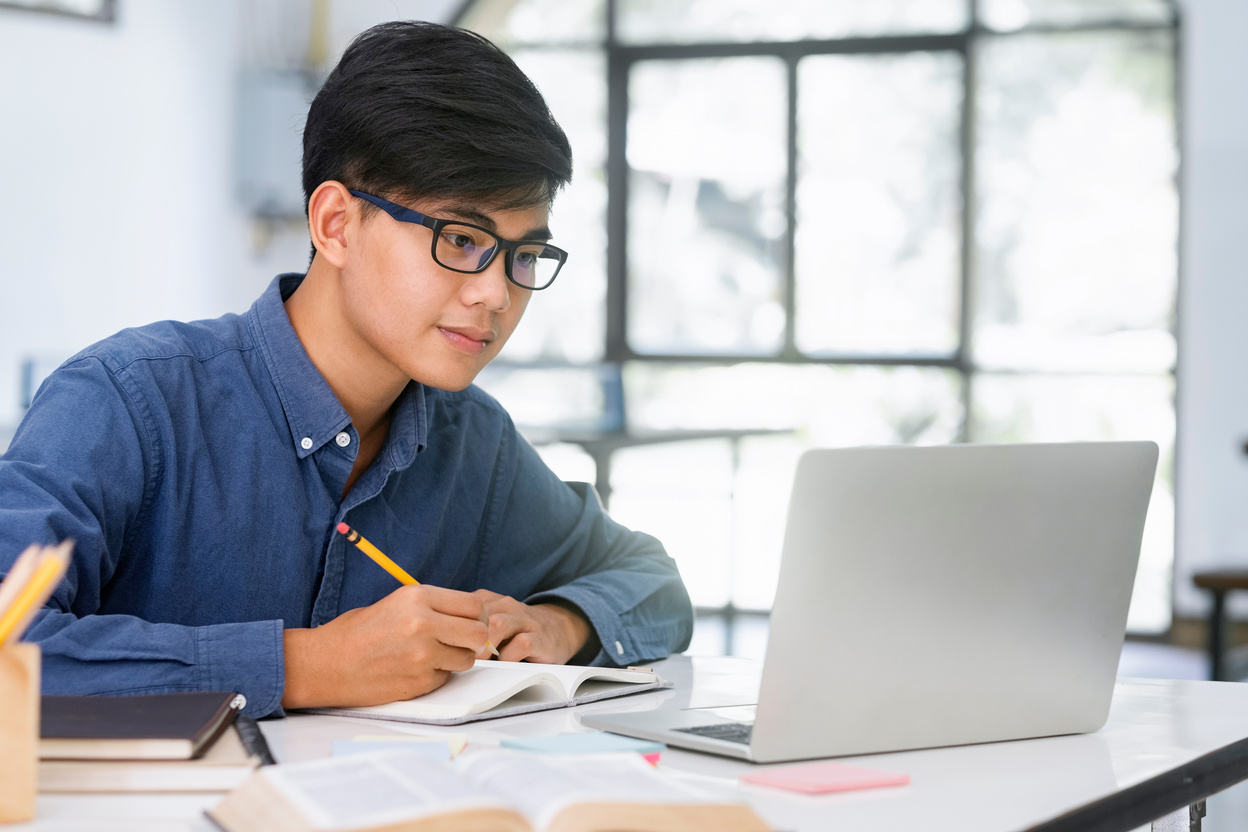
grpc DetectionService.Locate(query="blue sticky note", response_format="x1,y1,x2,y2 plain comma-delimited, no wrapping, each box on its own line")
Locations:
500,733,665,755
331,740,452,761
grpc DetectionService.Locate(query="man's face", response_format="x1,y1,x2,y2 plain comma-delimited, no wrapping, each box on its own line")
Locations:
339,196,549,392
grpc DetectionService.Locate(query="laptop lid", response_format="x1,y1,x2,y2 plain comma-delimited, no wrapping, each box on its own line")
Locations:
584,441,1157,763
748,441,1157,761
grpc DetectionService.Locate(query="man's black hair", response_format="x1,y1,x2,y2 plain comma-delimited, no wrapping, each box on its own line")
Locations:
302,20,572,216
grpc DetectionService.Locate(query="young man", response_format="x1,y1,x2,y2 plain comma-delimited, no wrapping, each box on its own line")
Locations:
0,22,693,717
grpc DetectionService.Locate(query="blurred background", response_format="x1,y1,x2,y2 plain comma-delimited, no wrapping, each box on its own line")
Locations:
0,0,1244,677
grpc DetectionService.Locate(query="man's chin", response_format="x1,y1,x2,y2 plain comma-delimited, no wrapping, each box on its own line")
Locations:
405,345,504,392
408,366,483,393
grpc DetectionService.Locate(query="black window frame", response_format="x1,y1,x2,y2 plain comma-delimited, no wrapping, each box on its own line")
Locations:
455,0,1184,637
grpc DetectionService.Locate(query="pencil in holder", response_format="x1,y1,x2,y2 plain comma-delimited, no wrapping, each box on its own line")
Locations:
0,643,40,823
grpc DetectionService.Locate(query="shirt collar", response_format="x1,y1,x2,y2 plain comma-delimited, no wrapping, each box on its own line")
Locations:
247,273,427,464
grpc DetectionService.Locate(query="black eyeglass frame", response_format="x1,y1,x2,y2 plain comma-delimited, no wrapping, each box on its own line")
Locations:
347,189,567,290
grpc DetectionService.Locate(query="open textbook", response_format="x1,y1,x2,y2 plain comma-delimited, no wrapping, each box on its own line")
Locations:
207,748,771,832
301,661,668,725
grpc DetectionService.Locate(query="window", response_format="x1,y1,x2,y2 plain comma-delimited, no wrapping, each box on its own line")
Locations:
463,0,1180,640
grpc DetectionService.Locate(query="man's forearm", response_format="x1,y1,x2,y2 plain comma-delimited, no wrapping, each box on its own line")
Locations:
30,609,286,717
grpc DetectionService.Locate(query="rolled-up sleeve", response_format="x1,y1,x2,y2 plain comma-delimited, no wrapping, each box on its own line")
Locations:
495,431,694,667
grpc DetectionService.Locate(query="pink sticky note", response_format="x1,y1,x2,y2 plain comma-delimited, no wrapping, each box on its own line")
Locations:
741,760,910,794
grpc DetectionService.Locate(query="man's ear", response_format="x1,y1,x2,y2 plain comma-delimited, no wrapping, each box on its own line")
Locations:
307,181,353,269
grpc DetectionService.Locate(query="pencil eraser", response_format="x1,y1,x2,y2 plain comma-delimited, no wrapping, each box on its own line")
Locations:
336,522,349,535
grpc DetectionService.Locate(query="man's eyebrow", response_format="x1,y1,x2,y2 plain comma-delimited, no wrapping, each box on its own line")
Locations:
436,204,553,242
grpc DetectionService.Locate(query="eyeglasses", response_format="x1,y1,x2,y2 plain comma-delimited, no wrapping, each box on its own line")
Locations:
348,190,567,290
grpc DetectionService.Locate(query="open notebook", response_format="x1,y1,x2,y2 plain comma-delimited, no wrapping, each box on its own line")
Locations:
301,661,668,725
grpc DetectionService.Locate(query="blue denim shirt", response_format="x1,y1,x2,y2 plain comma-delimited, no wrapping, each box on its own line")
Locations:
0,274,692,717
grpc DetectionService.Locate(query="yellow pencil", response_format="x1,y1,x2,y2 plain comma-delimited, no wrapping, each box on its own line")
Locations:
0,544,42,618
0,541,72,646
336,523,499,656
337,522,416,586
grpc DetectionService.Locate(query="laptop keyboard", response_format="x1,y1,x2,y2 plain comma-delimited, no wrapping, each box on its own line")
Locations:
674,722,754,744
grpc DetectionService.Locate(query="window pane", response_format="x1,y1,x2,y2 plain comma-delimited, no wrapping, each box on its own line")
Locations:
614,363,963,610
529,442,597,487
627,59,787,356
460,0,605,46
796,51,963,356
502,50,607,363
982,0,1173,32
971,373,1175,633
617,0,967,43
475,365,615,431
611,440,737,608
974,31,1178,373
625,363,963,440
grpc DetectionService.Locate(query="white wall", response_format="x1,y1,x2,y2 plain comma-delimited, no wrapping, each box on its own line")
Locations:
1175,0,1248,618
0,1,250,430
0,0,458,432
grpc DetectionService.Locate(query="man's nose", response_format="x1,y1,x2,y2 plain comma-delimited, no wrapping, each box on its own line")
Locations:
461,255,511,312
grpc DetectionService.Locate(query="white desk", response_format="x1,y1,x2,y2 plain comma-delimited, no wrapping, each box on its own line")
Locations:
17,656,1248,832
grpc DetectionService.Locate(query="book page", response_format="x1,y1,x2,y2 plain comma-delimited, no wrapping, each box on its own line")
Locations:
303,663,662,724
568,678,659,705
528,662,658,698
327,663,566,720
454,750,730,829
264,750,499,829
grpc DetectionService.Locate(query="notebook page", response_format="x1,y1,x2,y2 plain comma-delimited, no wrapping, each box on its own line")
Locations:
337,663,566,719
517,662,658,698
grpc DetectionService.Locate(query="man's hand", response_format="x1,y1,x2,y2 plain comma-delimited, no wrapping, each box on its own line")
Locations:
281,584,490,709
473,590,591,664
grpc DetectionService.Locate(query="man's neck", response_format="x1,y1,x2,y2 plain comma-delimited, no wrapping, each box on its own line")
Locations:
283,258,408,441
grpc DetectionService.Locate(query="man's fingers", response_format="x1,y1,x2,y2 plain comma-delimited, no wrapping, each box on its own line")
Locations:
487,611,519,641
424,609,491,655
498,631,536,663
427,641,479,673
415,584,486,621
486,610,538,656
471,588,504,606
394,668,452,701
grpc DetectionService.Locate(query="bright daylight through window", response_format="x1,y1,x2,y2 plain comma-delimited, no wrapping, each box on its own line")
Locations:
463,0,1180,643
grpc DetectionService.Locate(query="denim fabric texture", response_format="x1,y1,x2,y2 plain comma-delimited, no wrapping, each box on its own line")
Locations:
0,274,693,717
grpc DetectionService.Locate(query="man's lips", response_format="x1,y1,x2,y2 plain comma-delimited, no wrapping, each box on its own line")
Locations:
438,325,494,355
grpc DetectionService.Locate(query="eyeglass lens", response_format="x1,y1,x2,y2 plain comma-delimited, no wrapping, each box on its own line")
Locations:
434,224,561,289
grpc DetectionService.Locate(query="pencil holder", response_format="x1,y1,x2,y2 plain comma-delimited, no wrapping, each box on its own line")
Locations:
0,643,40,823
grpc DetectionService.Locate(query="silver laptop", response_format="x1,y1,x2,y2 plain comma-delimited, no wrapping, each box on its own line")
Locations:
583,441,1158,763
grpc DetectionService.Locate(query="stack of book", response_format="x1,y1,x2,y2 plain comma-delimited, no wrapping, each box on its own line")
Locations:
38,691,265,792
0,541,268,793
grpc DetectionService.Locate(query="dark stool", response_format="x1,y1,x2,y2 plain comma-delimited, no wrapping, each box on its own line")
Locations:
1192,570,1248,681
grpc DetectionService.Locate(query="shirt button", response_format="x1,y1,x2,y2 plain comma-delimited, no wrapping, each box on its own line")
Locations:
615,641,625,656
300,437,313,450
335,432,351,447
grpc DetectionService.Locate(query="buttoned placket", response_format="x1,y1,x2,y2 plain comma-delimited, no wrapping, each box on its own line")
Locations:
305,424,361,627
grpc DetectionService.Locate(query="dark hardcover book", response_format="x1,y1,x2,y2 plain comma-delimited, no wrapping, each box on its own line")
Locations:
40,691,244,761
39,725,262,792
